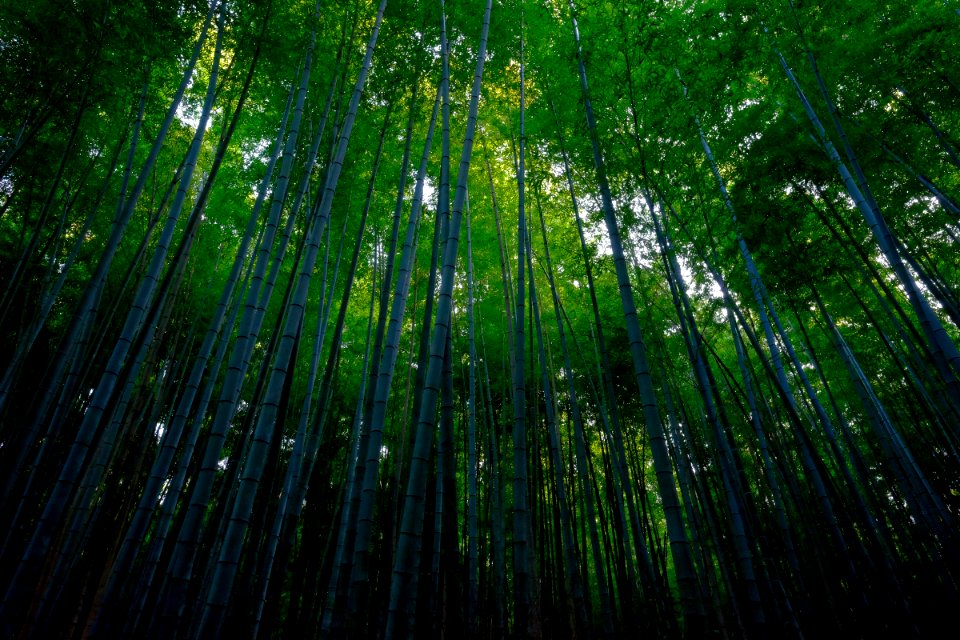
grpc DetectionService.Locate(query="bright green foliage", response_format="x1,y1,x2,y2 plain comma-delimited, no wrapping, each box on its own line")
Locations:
1,0,959,638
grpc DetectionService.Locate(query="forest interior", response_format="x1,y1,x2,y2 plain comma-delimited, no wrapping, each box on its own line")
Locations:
1,0,959,637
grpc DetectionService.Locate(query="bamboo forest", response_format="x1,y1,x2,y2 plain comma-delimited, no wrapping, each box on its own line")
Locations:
2,0,960,637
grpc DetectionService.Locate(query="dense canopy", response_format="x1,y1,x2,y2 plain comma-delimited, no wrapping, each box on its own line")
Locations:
1,0,959,638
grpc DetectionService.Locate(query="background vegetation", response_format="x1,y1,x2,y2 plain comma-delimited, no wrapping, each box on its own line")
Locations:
1,0,958,637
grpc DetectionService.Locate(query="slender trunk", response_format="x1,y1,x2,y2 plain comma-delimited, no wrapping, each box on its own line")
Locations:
198,3,386,631
386,2,492,635
511,20,534,635
567,0,701,627
159,28,321,625
1,11,224,631
773,33,960,395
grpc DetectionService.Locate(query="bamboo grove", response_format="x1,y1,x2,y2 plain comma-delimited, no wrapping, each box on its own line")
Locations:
1,0,959,637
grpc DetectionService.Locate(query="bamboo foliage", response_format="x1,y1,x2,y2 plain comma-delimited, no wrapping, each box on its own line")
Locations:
1,0,959,638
